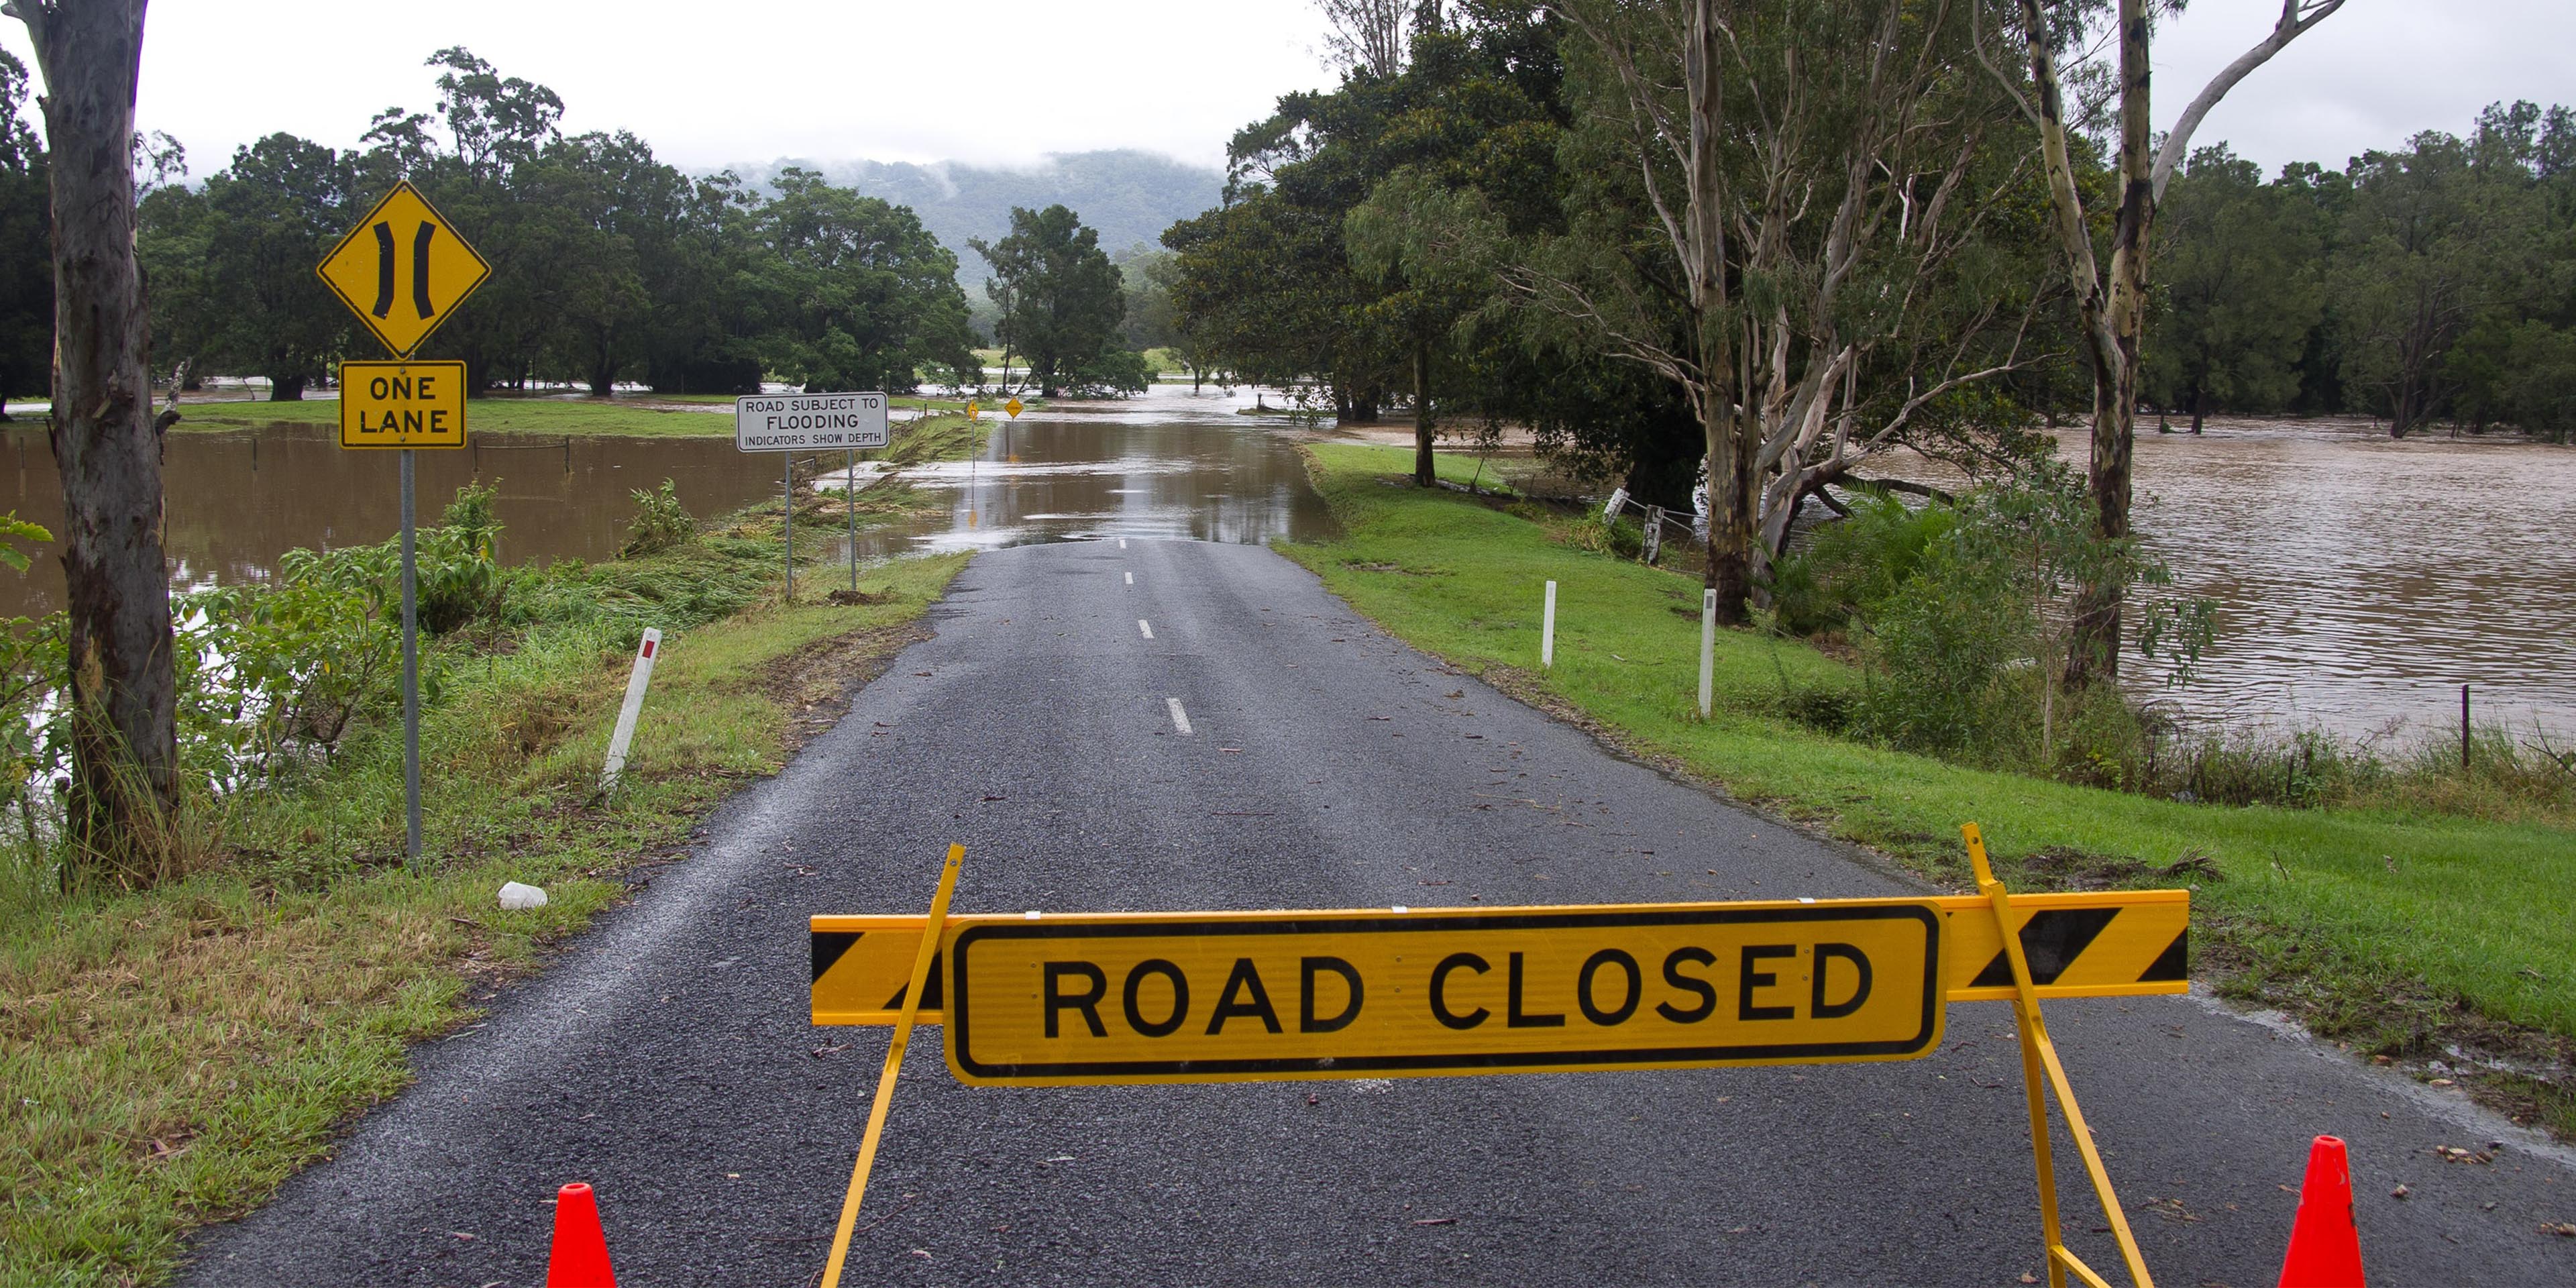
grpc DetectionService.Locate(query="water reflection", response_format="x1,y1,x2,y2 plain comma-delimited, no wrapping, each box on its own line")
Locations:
1868,420,2576,740
835,387,1337,558
8,393,2547,743
0,423,788,619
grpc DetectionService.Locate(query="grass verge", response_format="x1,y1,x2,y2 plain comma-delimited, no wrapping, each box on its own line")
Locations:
0,424,977,1286
1281,443,2576,1136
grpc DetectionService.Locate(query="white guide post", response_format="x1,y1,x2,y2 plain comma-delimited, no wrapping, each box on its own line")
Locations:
600,628,664,793
1542,581,1558,669
1699,588,1716,717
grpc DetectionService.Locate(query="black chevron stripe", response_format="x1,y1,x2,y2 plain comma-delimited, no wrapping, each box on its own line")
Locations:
2141,928,2190,983
1970,908,2123,988
882,954,947,1010
811,930,860,983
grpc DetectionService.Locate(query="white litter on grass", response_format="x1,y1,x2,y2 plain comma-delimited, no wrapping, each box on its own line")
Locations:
498,881,549,910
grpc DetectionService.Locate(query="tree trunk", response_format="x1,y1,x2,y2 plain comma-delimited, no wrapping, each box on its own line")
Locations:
15,0,180,878
268,373,305,402
2190,383,2206,434
1411,337,1434,487
1685,0,1749,625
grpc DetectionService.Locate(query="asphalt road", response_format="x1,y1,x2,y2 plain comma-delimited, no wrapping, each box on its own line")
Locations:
182,540,2576,1287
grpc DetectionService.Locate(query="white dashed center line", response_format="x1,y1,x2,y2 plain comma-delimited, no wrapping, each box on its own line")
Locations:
1138,619,1155,639
1166,698,1193,736
1124,571,1134,585
1118,538,1128,549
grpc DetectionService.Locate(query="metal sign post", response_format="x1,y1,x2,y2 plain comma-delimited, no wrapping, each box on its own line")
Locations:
317,182,490,873
398,450,421,863
847,450,859,592
735,392,890,604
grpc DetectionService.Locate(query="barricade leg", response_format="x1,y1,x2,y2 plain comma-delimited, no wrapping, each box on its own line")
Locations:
1964,823,2157,1288
818,844,963,1288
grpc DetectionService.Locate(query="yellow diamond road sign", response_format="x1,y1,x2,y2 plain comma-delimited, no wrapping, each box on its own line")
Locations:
1004,396,1024,419
317,182,491,358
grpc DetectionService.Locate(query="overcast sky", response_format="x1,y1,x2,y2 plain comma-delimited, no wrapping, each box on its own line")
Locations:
4,1,2570,179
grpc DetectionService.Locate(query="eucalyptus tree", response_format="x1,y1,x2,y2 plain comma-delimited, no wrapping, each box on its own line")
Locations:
1525,0,2049,623
4,0,180,875
1994,0,2343,684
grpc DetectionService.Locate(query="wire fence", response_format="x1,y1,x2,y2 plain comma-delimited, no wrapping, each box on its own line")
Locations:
1597,486,1709,574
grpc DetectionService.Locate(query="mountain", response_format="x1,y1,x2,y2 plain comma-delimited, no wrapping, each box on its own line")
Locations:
727,149,1224,286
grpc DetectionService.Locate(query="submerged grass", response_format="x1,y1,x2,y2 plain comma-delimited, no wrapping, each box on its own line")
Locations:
0,418,979,1286
1281,443,2576,1118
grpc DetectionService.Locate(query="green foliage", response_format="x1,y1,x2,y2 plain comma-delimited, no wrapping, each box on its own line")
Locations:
754,168,977,394
2145,145,2326,427
0,50,47,412
1765,494,1954,637
0,512,52,574
1066,347,1155,398
621,478,697,557
126,49,975,400
1767,466,2214,767
138,133,353,398
972,205,1126,397
2135,99,2576,433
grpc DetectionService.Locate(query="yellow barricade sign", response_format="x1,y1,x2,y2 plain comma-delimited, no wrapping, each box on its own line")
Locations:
810,890,2186,1086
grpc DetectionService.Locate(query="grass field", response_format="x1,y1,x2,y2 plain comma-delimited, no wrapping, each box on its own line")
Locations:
1279,444,2576,1128
0,420,980,1286
168,392,988,439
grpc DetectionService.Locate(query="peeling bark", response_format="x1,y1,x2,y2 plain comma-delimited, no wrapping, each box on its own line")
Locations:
9,0,181,874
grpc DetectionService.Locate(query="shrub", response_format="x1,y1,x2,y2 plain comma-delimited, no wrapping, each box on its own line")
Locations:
622,479,697,558
1766,491,1954,637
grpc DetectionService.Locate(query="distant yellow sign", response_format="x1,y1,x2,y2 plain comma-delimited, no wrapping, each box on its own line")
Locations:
339,361,466,449
316,182,491,358
964,400,979,419
1004,396,1024,419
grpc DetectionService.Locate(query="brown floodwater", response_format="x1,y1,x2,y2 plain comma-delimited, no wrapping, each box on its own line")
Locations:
0,423,792,619
1871,419,2576,741
0,396,2561,743
835,386,1338,560
0,386,1339,621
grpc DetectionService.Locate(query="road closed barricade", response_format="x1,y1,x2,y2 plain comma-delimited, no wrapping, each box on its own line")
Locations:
805,826,2185,1288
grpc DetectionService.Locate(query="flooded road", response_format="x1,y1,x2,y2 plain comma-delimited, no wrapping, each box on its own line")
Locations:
0,386,1335,619
833,387,1336,559
0,392,2562,742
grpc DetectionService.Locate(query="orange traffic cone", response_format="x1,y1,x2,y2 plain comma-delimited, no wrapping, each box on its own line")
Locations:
547,1181,618,1287
2277,1135,2366,1287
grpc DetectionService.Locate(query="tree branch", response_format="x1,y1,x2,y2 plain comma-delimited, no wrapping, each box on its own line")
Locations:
2152,0,2346,202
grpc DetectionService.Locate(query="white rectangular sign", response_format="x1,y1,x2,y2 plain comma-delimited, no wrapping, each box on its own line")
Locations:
734,392,890,451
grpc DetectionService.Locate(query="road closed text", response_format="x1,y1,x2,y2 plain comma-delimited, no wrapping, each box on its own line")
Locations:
943,904,1943,1085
